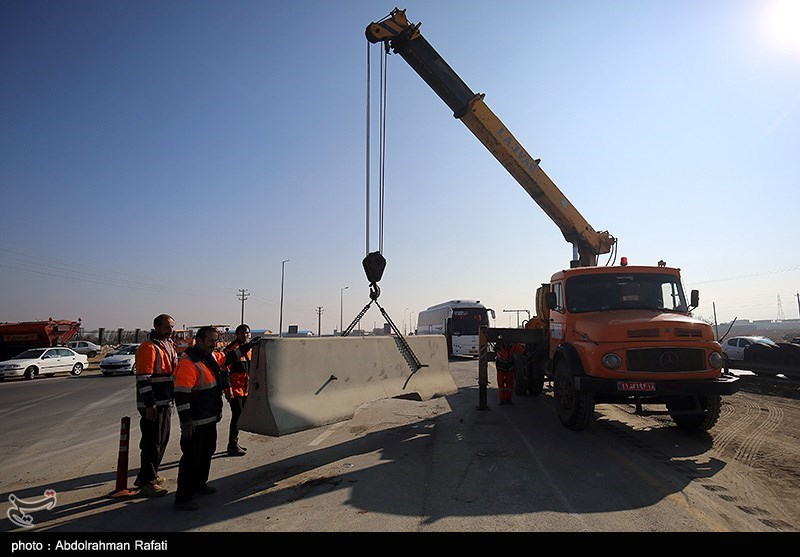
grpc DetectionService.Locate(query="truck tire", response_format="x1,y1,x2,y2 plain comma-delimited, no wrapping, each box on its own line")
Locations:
526,356,545,396
514,359,527,396
553,359,595,431
667,395,721,432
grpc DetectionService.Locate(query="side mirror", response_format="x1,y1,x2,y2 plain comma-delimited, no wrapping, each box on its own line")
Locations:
488,309,496,319
545,292,557,310
690,289,699,308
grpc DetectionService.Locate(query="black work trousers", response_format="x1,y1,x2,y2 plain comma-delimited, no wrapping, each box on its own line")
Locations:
136,405,172,485
175,423,217,503
227,396,247,447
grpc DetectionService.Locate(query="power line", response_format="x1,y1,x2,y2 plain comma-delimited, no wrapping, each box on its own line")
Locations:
691,265,800,285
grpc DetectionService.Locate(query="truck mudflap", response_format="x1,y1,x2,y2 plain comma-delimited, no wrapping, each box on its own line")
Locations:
573,374,740,396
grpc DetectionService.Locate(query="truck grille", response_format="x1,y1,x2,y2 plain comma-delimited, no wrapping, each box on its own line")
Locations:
626,348,705,372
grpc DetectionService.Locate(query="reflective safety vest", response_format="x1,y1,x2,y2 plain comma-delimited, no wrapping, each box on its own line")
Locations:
495,343,524,373
135,337,178,410
174,350,230,427
224,339,251,398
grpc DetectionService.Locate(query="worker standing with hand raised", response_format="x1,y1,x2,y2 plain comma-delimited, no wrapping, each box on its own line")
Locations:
223,324,253,456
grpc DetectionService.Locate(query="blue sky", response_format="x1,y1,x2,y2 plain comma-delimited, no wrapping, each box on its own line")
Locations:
2,0,799,334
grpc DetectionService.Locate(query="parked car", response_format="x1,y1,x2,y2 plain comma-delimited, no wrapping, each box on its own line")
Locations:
720,336,779,362
0,347,88,380
744,338,782,363
67,340,102,358
99,344,139,376
776,341,800,366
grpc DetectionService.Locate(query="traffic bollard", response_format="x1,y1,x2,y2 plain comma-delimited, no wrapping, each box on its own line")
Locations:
109,416,136,497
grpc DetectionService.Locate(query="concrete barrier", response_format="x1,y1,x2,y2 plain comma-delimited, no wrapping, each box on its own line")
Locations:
238,335,455,436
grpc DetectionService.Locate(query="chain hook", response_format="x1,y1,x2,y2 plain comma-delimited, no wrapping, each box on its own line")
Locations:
369,283,381,301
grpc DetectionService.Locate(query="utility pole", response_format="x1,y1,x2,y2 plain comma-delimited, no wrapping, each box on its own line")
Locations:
316,306,324,336
237,289,249,325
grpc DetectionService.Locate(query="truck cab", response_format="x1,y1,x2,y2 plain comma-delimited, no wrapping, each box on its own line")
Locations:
545,264,724,382
534,262,735,431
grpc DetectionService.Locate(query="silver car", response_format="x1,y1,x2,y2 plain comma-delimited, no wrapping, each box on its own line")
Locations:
99,344,140,376
67,340,102,359
0,347,88,380
720,336,778,362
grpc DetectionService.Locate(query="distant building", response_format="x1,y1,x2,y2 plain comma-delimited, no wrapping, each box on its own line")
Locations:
283,325,314,337
718,319,800,333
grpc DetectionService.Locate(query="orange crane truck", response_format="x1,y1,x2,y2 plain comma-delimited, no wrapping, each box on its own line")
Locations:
366,9,739,432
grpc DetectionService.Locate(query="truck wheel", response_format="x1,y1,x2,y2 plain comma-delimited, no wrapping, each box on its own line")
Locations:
667,395,721,432
514,361,527,396
526,356,545,396
553,359,595,431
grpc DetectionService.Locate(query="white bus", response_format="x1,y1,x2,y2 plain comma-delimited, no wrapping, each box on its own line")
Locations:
416,300,495,358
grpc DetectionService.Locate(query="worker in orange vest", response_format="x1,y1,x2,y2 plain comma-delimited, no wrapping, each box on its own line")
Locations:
172,326,255,511
495,335,524,406
134,313,178,498
223,324,253,456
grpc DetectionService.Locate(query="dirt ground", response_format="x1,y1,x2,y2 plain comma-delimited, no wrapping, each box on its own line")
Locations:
715,328,800,521
695,373,800,525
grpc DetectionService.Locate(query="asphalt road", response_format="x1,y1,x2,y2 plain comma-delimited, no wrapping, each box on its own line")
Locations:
0,359,797,538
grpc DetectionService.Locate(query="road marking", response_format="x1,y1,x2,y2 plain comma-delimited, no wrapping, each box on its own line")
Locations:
309,421,344,446
0,391,71,417
308,402,371,446
502,411,590,528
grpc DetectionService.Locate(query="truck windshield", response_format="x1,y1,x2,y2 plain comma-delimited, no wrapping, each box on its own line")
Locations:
566,273,688,313
451,308,489,335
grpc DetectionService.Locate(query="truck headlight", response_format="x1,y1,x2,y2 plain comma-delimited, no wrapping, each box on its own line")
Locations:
709,352,724,369
602,353,622,370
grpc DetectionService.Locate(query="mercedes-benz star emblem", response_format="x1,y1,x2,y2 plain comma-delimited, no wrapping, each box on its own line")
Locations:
660,351,679,369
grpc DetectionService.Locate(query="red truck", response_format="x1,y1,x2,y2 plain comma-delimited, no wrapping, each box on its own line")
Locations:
0,318,82,361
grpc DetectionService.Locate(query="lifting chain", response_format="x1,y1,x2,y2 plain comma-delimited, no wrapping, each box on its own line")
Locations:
340,252,424,374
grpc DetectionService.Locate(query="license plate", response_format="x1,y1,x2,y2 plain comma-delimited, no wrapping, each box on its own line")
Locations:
617,381,656,392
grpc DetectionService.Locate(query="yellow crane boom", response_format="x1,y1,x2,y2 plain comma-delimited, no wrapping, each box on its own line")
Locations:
366,9,616,267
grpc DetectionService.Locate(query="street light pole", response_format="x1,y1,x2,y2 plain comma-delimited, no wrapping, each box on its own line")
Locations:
279,259,289,338
502,309,531,328
340,286,349,334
